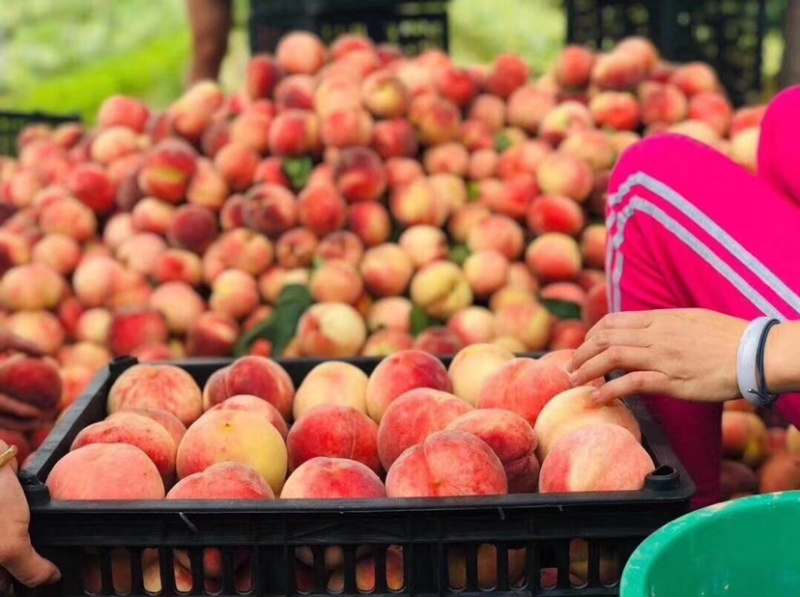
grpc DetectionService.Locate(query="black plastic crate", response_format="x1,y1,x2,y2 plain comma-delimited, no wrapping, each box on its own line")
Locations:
565,0,767,106
248,0,450,58
18,355,694,597
0,111,80,158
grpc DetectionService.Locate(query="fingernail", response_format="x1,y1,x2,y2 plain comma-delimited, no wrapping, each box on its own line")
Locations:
589,389,602,402
568,373,579,385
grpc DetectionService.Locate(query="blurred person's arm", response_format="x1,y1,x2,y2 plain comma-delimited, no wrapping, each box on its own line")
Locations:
186,0,234,84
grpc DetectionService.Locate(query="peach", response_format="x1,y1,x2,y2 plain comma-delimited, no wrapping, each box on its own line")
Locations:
274,228,318,269
446,344,514,407
362,329,415,357
169,81,224,141
507,262,540,293
428,172,467,214
310,261,363,305
89,126,141,165
281,457,384,500
185,311,239,357
560,130,617,172
463,250,509,299
107,363,202,427
536,153,593,203
102,213,135,250
591,51,647,91
787,425,800,456
67,163,116,216
320,108,373,148
448,204,491,243
201,356,293,419
639,82,688,125
5,311,64,355
245,54,282,100
410,261,472,320
386,429,507,497
206,394,288,439
414,97,461,146
554,45,596,89
258,267,309,304
367,297,412,332
153,249,203,287
0,262,66,311
107,308,168,357
37,196,97,242
540,422,655,493
315,74,361,117
731,105,766,137
448,545,526,590
213,142,259,192
293,361,369,419
377,388,471,470
469,149,499,181
447,307,496,346
269,109,319,157
730,128,759,173
758,452,800,493
493,301,554,351
229,106,275,155
333,147,387,203
584,282,609,327
526,193,586,237
47,443,164,500
668,120,720,146
466,214,525,260
485,54,530,99
115,232,166,277
164,205,216,255
413,327,464,356
119,408,186,449
361,71,409,118
131,197,175,236
526,233,583,282
722,411,768,468
477,358,570,426
372,119,419,160
75,308,112,346
98,95,150,132
590,91,641,131
327,548,405,592
507,85,557,133
365,349,452,423
581,223,607,270
311,230,361,267
287,405,379,473
137,139,197,203
149,282,205,334
360,243,413,297
57,341,111,373
3,170,44,208
721,459,759,500
490,287,538,312
0,231,31,276
214,228,275,277
276,31,326,75
253,156,290,188
346,202,391,247
177,408,287,494
72,411,176,485
533,385,641,459
296,302,366,358
550,320,590,350
396,225,446,269
460,119,495,152
450,408,539,493
688,92,732,136
422,143,468,177
0,354,62,420
296,184,348,237
538,101,593,146
670,62,718,97
243,183,298,238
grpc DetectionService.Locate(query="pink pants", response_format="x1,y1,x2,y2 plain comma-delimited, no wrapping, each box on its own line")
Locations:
607,86,800,510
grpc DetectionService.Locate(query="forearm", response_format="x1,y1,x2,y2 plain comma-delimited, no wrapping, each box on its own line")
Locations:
766,321,800,394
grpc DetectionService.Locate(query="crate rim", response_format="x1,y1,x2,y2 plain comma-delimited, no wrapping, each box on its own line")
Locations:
22,355,696,514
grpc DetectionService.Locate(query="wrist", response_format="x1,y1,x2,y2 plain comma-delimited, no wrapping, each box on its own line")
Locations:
766,321,800,394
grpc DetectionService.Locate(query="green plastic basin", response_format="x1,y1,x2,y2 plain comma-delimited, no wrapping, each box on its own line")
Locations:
621,491,800,596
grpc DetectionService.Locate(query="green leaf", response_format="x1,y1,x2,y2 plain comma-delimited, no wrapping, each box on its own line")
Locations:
233,284,314,358
409,305,432,337
541,299,583,321
495,133,512,153
282,157,314,191
448,244,471,266
467,182,481,202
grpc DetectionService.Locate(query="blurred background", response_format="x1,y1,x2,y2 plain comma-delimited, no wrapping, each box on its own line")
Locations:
0,0,792,124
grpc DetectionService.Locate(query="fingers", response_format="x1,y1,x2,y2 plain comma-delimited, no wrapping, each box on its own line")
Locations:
589,372,670,404
569,328,651,374
589,311,656,333
570,345,653,387
2,541,61,588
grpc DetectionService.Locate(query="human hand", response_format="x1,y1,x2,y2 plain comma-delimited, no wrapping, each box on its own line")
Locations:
568,309,748,404
0,443,61,588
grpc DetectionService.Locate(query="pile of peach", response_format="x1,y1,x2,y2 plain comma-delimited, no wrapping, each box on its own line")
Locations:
0,31,767,444
46,346,651,590
720,400,800,500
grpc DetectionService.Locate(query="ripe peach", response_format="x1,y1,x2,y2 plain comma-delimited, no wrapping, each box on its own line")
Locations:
229,104,275,155
346,202,390,247
670,62,719,97
296,302,367,358
730,105,766,137
72,411,177,485
131,197,175,236
215,228,275,277
320,108,374,148
639,82,688,125
177,408,287,494
310,261,364,305
730,128,759,173
115,232,166,277
257,267,309,304
213,142,259,192
274,228,318,269
206,395,288,441
185,311,239,357
361,329,414,357
360,243,413,297
245,54,282,100
539,422,655,493
460,119,495,152
413,327,464,356
67,163,116,216
413,97,461,146
75,308,112,346
361,71,409,118
759,452,800,494
281,457,384,499
90,126,141,165
554,45,596,89
327,548,404,592
314,230,363,267
584,282,609,327
243,183,298,238
428,172,466,215
538,101,593,146
396,225,446,268
468,149,499,181
149,282,205,335
507,85,557,133
526,233,582,282
372,119,419,160
466,214,525,260
423,142,469,177
688,92,732,136
485,54,530,99
386,429,507,497
297,184,348,237
463,250,509,299
98,95,150,132
536,153,594,203
47,443,165,500
448,204,490,243
276,31,326,75
0,262,66,311
591,51,647,91
493,301,554,351
580,223,607,270
153,248,203,287
6,311,65,355
590,91,641,130
410,261,472,320
333,147,387,203
269,109,320,157
722,411,768,468
448,545,527,590
201,356,293,420
526,193,586,237
102,213,134,250
560,130,617,172
137,139,197,204
366,297,412,333
37,196,97,242
447,307,495,346
293,361,368,419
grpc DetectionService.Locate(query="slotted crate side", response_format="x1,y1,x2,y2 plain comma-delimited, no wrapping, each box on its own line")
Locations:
248,0,450,57
19,356,694,597
0,111,80,157
565,0,767,106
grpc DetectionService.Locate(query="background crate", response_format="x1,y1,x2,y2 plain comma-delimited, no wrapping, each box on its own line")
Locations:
0,111,80,158
248,0,450,58
565,0,768,106
18,355,694,597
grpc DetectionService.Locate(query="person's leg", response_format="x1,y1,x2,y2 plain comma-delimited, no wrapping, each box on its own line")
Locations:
607,133,800,510
185,0,233,84
758,85,800,204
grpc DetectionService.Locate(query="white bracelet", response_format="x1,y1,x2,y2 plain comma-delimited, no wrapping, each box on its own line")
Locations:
737,316,778,406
